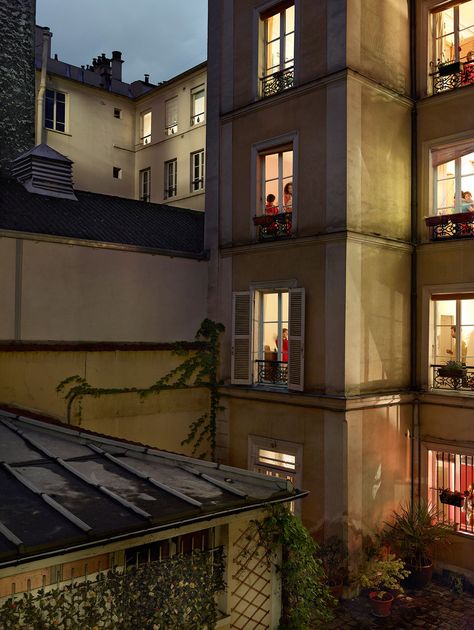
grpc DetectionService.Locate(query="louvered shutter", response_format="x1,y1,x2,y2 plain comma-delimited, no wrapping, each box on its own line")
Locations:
231,292,252,384
288,288,305,391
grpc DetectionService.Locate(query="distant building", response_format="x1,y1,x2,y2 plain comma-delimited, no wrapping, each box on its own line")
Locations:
35,26,207,211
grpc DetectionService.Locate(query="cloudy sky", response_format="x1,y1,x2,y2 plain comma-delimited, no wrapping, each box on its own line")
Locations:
36,0,208,84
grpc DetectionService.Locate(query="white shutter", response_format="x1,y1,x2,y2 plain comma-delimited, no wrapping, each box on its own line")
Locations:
288,288,305,391
231,291,253,385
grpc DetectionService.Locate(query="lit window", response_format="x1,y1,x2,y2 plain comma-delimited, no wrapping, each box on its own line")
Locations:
259,3,295,97
191,86,205,126
432,142,474,215
430,1,474,93
164,159,177,199
114,108,122,119
140,111,152,144
231,287,305,390
430,294,474,391
113,167,122,179
191,150,205,191
140,168,151,201
45,89,66,132
428,448,474,535
165,98,178,135
254,147,293,240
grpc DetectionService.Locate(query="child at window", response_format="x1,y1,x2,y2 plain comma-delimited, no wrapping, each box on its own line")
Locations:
283,182,293,212
265,193,278,215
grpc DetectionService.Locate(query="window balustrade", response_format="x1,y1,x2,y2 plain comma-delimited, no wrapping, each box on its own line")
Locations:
253,212,292,241
425,212,474,241
255,359,288,386
260,67,294,98
431,364,474,391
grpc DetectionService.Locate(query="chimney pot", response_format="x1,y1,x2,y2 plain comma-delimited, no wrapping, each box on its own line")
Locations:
144,73,150,84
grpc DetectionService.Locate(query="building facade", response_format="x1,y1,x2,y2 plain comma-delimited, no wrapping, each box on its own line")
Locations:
206,0,474,578
35,26,207,210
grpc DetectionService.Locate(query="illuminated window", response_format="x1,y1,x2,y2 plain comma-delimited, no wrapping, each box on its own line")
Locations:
191,150,205,191
432,142,474,215
260,148,293,215
45,89,66,132
165,98,178,135
140,111,152,144
140,168,151,201
164,159,177,199
259,3,295,97
428,448,474,535
254,290,289,387
191,86,205,126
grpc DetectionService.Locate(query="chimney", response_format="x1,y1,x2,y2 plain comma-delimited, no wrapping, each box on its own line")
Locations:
0,0,36,174
144,74,150,84
111,50,123,81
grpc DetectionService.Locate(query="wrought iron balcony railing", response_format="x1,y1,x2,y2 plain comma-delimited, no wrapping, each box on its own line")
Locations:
431,364,474,391
191,112,205,126
431,59,474,94
425,212,474,241
253,212,292,241
260,67,294,98
165,123,178,136
255,359,288,386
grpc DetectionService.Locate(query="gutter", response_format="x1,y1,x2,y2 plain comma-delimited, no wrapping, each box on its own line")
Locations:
36,28,51,146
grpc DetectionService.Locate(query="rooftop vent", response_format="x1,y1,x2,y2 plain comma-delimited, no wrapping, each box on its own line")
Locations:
12,144,77,200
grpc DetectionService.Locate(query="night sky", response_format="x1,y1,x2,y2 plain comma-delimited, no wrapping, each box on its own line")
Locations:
36,0,208,84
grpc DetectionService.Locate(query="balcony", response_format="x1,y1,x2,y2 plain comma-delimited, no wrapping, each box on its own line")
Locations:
431,364,474,392
260,67,294,98
430,59,474,94
425,211,474,241
255,359,288,386
253,212,292,241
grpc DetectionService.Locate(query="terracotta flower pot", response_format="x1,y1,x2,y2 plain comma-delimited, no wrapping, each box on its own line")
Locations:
369,591,394,617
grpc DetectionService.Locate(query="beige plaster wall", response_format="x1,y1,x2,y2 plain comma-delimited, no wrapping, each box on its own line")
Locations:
0,237,16,339
0,348,209,456
3,238,208,342
37,73,136,198
346,241,412,394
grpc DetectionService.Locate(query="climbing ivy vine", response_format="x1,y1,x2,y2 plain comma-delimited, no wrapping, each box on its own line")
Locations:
251,505,335,630
56,319,225,460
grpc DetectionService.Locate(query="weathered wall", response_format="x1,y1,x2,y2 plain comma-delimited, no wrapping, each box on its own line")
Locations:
0,0,36,172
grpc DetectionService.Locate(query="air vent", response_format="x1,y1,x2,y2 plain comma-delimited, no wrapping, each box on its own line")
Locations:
12,144,77,200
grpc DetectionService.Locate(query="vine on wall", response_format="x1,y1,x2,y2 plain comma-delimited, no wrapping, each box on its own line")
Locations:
0,548,225,629
56,319,225,460
251,505,335,630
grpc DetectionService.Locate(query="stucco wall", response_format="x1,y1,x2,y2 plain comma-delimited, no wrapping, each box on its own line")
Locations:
0,237,208,342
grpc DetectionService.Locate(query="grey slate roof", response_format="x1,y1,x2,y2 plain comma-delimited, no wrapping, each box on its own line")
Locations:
0,412,304,568
0,177,205,257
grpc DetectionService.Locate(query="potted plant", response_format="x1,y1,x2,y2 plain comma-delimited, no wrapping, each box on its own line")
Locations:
437,59,461,76
383,501,450,590
357,554,409,617
318,536,348,600
438,360,466,379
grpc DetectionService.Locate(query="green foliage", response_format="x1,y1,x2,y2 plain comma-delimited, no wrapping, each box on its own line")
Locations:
444,360,465,370
252,505,335,629
57,319,224,460
357,554,410,597
317,536,348,582
382,501,451,567
0,548,225,629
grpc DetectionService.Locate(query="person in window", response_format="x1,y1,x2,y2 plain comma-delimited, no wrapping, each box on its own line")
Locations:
276,328,289,362
446,325,468,363
265,193,278,215
462,191,474,213
283,182,293,212
462,483,474,527
461,51,474,86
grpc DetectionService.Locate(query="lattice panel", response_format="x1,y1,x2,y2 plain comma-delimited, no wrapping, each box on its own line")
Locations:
230,524,272,630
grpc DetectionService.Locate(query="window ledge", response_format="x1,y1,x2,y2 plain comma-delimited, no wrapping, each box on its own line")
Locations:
45,128,72,137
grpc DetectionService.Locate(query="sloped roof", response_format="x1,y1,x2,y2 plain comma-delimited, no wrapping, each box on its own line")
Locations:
0,412,304,568
0,177,205,257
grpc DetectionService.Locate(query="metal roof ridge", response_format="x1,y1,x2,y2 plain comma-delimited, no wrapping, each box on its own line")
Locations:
87,444,203,508
0,520,24,547
179,464,248,498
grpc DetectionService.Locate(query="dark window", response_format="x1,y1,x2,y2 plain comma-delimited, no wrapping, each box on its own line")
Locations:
114,108,122,119
45,89,66,132
113,167,122,179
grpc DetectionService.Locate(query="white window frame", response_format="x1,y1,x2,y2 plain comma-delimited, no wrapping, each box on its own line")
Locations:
164,159,177,199
140,110,152,145
140,168,151,202
191,86,206,126
432,141,474,215
191,149,205,192
248,435,303,514
431,0,474,67
165,97,178,136
44,89,67,132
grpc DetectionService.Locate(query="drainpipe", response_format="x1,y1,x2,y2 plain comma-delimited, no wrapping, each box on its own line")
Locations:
35,27,51,146
409,0,418,508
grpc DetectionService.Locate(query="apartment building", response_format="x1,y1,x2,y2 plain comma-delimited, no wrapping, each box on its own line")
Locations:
35,26,207,210
206,0,474,578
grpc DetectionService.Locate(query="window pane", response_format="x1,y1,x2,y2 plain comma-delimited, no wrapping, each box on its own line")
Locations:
56,92,65,104
263,292,279,322
282,151,293,178
266,40,280,73
258,448,296,470
285,6,295,34
284,34,294,65
459,1,474,32
461,152,474,175
56,99,65,125
265,182,279,209
434,300,456,363
193,90,205,115
266,13,280,42
165,99,177,126
281,292,289,319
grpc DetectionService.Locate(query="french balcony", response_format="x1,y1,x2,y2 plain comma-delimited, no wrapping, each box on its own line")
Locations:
260,67,294,98
255,359,288,386
253,212,292,241
430,59,474,94
425,212,474,241
431,364,474,391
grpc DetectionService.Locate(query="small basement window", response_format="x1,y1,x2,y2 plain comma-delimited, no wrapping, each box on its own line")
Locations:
113,167,122,179
114,108,122,119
